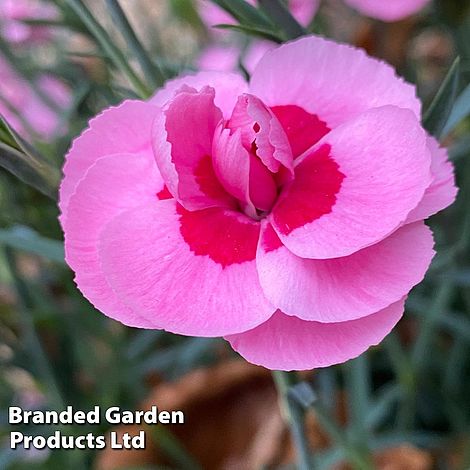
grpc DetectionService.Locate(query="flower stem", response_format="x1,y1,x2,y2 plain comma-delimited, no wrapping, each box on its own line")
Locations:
312,400,375,470
272,371,312,470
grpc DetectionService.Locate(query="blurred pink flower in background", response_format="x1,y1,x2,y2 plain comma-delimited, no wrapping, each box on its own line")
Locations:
197,45,240,73
60,35,456,371
197,41,275,75
0,55,71,140
241,41,276,74
0,0,59,44
344,0,431,22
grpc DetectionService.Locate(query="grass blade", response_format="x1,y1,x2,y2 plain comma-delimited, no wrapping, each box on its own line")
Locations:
0,117,60,199
105,0,165,89
258,0,305,39
210,0,273,28
0,225,64,264
442,82,470,136
423,57,460,138
215,23,282,42
62,0,151,98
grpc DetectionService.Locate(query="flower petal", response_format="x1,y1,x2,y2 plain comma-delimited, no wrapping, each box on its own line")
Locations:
271,104,330,159
152,86,235,211
406,137,458,223
257,222,434,322
345,0,430,22
150,70,248,119
212,94,293,214
64,153,164,328
212,126,270,216
250,35,421,128
99,200,275,336
225,299,405,371
228,94,294,174
270,106,432,259
59,100,158,218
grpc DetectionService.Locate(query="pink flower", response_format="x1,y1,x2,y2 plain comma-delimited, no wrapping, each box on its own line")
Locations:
0,0,58,44
344,0,431,22
60,36,457,371
0,55,71,140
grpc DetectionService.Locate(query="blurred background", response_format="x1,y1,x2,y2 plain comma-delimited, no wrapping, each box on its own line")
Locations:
1,0,470,469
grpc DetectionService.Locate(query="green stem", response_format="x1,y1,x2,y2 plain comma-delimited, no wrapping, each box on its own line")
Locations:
312,400,375,470
105,0,165,89
384,333,413,387
272,371,312,470
383,333,416,430
344,356,372,447
412,281,455,369
63,0,151,98
344,356,370,432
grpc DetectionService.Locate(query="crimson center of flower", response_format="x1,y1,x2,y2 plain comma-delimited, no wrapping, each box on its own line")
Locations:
176,102,345,267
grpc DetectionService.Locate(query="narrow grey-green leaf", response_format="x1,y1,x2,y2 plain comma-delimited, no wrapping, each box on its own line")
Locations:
215,23,283,43
442,81,470,136
0,225,65,264
423,57,460,138
62,0,151,98
449,134,470,161
288,381,318,408
0,117,60,199
210,0,273,28
258,0,305,40
105,0,165,88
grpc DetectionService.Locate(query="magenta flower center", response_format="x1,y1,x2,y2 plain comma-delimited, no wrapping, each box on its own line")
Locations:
163,93,346,268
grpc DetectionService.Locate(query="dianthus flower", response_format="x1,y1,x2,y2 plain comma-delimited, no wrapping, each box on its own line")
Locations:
345,0,431,22
60,36,456,370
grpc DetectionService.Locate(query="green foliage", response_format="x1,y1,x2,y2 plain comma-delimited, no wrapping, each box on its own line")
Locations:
0,118,60,200
423,57,461,137
258,0,306,40
61,0,152,98
0,226,64,264
443,82,470,136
